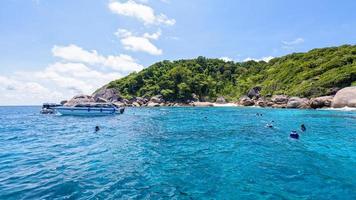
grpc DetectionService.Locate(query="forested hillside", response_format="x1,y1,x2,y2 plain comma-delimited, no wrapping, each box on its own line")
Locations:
105,45,356,102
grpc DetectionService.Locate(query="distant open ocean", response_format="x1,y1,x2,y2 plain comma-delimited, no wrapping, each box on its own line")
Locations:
0,106,355,199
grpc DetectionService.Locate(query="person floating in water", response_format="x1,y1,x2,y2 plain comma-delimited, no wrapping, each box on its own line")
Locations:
301,124,306,132
290,130,299,139
95,126,100,132
266,120,274,128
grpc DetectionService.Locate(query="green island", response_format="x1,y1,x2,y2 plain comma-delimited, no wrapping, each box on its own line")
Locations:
105,44,356,101
64,44,356,109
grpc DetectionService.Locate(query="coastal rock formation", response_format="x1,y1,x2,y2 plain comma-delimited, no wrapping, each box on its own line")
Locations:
216,96,226,104
255,100,267,107
122,99,130,105
150,95,164,103
65,95,95,106
287,97,310,108
239,96,254,106
310,96,333,109
62,92,349,109
192,93,199,102
96,97,109,103
113,102,125,107
271,95,289,105
326,87,341,96
272,104,287,108
60,100,68,105
247,86,261,99
130,97,147,106
93,88,121,102
192,102,214,107
132,102,141,107
266,101,274,107
147,102,160,107
137,97,148,105
332,86,356,108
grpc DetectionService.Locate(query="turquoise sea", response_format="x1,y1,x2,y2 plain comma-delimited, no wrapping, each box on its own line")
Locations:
0,106,355,199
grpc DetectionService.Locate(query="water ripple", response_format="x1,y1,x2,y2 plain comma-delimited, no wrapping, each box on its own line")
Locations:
0,106,355,199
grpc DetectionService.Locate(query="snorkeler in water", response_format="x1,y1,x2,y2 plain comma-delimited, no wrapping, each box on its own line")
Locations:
95,126,100,132
301,124,306,132
290,130,299,139
265,120,274,128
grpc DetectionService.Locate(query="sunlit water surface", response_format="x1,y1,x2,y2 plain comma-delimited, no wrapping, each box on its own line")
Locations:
0,106,355,199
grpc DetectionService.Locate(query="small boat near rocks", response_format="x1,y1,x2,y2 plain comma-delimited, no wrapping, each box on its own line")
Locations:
54,103,125,116
40,103,62,114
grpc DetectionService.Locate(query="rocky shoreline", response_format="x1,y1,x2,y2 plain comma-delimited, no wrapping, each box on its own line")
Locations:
61,86,356,109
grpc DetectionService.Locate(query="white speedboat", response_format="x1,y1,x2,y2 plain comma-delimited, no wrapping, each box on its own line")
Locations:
55,103,125,116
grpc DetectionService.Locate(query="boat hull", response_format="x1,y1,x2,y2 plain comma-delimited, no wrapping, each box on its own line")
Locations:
55,107,121,116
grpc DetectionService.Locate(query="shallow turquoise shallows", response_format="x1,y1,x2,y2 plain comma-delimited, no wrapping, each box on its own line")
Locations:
0,106,355,199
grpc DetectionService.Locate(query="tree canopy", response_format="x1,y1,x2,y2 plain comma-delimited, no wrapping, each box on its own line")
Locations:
105,45,356,101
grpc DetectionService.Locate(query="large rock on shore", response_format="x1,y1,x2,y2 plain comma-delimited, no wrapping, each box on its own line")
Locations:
247,86,261,99
132,102,141,107
239,96,254,106
192,93,199,102
130,97,148,105
93,88,121,102
287,97,309,108
60,100,68,105
272,95,289,104
215,96,226,104
192,102,214,107
326,87,341,96
65,95,95,106
332,86,356,108
150,95,164,103
310,96,333,109
113,102,125,107
255,100,267,107
147,102,160,107
96,97,109,103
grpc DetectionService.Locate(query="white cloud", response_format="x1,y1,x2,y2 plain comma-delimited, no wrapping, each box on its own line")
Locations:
52,44,143,73
52,45,102,64
282,38,304,46
108,0,175,26
34,62,122,95
0,75,63,105
0,44,145,105
115,29,163,55
243,56,274,62
219,57,233,62
6,61,123,105
143,29,161,40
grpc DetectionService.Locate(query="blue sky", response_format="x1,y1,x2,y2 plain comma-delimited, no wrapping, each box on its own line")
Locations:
0,0,355,105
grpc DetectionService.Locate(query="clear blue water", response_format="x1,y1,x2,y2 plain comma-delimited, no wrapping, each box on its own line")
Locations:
0,106,355,200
